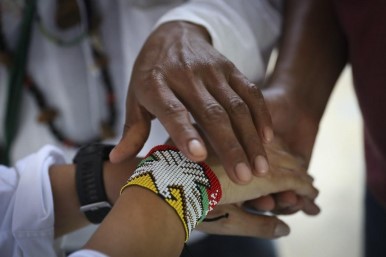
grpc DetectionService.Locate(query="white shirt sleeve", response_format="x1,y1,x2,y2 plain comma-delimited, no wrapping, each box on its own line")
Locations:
69,249,109,257
155,0,283,82
0,145,66,257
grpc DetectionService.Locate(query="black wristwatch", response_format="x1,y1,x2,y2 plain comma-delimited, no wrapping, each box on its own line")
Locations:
73,143,115,224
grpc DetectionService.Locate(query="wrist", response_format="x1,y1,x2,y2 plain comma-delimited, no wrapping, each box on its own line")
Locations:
120,145,222,241
264,82,324,126
103,158,139,204
73,144,115,224
154,21,212,44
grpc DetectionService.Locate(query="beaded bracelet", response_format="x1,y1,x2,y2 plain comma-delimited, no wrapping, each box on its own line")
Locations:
120,145,222,241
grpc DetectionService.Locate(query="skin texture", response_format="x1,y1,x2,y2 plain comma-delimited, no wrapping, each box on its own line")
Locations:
49,158,139,237
80,137,319,256
252,0,348,214
84,187,186,257
52,1,345,249
197,136,320,239
109,21,273,184
49,133,319,248
202,136,319,212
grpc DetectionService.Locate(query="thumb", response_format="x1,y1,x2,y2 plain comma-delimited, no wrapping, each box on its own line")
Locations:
109,99,151,163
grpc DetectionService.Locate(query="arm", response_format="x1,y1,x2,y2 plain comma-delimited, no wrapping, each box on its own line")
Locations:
255,0,348,214
53,134,317,239
268,0,347,150
50,157,140,237
76,142,319,257
110,0,282,184
0,139,317,256
79,186,186,257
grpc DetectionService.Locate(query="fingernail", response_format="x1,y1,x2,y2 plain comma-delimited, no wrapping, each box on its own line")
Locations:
255,155,269,175
263,127,274,142
235,162,252,183
188,139,206,158
274,223,290,237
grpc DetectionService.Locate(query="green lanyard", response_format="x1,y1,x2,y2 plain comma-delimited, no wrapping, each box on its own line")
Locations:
1,0,37,165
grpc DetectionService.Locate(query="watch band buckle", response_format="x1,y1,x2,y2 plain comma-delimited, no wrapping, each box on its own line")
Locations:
80,201,112,212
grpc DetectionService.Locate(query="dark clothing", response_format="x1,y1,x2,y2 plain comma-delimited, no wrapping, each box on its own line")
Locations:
333,1,386,256
334,0,386,209
181,235,277,257
365,189,386,257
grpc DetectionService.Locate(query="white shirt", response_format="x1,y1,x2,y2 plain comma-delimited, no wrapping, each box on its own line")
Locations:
0,146,105,257
0,0,282,256
0,145,65,257
0,0,281,163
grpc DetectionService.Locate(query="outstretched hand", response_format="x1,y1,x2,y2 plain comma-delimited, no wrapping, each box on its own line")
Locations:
207,135,320,214
109,21,273,184
195,133,319,239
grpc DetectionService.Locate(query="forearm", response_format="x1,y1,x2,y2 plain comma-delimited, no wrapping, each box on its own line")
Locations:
269,0,348,122
73,143,319,256
49,158,139,237
83,187,185,257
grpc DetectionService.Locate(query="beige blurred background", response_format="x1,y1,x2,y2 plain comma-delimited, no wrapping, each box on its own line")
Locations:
277,65,365,257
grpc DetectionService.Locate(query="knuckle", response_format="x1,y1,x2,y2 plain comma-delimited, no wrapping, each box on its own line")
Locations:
204,63,221,75
178,60,194,74
138,66,165,94
191,60,223,78
221,59,237,71
249,84,269,116
168,62,197,81
202,103,227,122
227,97,249,116
161,101,186,117
248,83,264,100
148,65,165,81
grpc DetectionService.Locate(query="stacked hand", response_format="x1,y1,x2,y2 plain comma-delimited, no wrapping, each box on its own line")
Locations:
109,21,273,184
197,133,320,238
108,20,321,239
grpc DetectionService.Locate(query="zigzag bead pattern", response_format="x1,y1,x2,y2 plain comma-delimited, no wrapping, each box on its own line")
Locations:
120,145,222,241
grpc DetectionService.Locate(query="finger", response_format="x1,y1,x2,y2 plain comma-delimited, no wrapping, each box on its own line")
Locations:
229,70,274,144
265,140,307,173
301,197,321,215
274,191,299,210
109,122,150,163
197,205,290,239
218,167,319,204
271,192,320,216
244,196,275,212
272,194,304,215
135,77,207,162
177,79,253,184
205,72,269,176
278,169,319,200
109,93,151,163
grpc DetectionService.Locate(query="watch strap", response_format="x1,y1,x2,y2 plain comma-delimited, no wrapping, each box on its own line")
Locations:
73,143,114,224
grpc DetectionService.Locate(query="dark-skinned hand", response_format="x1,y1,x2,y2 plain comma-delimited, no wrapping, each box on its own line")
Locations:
110,21,274,185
